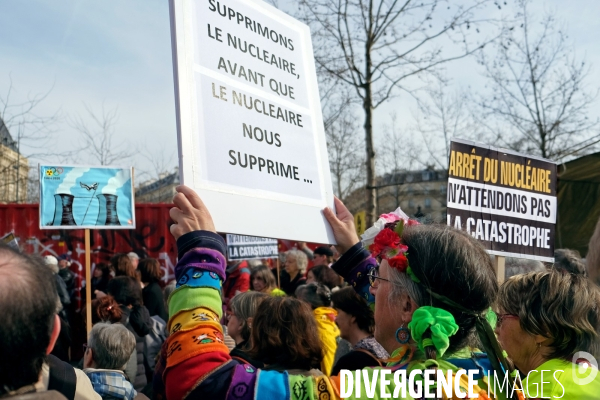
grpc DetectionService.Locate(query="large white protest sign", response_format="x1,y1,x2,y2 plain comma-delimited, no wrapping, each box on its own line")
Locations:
169,0,335,243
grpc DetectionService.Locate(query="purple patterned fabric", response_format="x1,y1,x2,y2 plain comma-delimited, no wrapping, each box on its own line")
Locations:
226,363,258,400
175,248,227,281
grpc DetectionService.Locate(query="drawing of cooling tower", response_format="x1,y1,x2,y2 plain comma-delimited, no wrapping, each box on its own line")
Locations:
52,194,77,226
96,194,121,226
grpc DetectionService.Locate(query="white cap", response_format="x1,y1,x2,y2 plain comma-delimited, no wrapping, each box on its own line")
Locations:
44,255,58,265
44,255,59,274
127,252,139,260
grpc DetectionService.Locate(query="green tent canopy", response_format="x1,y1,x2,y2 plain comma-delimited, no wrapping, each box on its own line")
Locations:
557,152,600,257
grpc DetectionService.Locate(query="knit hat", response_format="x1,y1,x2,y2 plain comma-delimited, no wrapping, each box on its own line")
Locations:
44,255,59,274
127,252,139,260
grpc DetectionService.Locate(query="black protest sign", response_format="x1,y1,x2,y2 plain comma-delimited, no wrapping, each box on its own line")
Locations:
446,139,557,262
226,234,278,261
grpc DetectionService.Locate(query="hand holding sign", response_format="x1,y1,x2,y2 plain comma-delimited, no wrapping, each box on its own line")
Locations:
170,185,216,239
323,198,360,254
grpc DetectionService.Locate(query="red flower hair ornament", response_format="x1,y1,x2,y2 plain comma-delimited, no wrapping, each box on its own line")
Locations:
361,207,420,280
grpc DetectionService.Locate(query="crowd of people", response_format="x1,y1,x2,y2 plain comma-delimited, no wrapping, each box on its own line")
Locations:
1,184,599,399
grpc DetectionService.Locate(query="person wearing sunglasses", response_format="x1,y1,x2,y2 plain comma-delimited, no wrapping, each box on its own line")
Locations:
161,186,518,399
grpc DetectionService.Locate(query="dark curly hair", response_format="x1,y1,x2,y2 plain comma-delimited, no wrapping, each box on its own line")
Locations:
248,296,322,370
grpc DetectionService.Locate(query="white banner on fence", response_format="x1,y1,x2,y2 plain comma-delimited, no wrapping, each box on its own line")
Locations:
226,234,278,260
170,0,335,243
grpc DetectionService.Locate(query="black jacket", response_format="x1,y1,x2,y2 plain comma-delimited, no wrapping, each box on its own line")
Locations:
142,282,168,322
229,341,264,369
279,270,306,296
58,268,76,298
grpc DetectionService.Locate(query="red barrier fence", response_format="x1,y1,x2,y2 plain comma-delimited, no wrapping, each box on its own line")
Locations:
1,203,324,309
0,203,178,309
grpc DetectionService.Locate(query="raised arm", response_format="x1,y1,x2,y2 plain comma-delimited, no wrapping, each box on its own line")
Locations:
323,198,376,305
164,188,371,399
164,186,233,400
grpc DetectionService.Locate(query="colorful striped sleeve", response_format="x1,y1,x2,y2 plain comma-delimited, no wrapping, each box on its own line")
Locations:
164,231,232,400
165,231,344,400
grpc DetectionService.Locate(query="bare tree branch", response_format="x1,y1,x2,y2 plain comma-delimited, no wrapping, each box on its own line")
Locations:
0,76,61,203
475,0,600,161
299,0,501,224
411,80,475,169
69,103,133,166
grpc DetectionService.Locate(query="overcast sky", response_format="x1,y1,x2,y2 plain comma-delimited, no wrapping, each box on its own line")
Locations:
1,0,598,184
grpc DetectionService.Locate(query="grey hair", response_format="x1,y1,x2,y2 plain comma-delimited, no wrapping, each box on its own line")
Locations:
88,323,136,370
552,249,587,276
295,283,331,309
286,249,308,274
387,266,426,311
505,257,545,278
247,259,262,268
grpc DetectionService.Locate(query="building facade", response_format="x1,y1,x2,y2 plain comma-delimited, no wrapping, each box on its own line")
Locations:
345,167,448,223
0,117,29,203
135,169,179,203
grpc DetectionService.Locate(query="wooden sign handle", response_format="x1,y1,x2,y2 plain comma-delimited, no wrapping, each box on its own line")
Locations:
85,229,92,334
494,255,506,284
276,258,281,288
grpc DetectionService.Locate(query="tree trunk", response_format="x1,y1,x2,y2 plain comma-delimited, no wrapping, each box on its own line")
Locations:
336,170,343,202
364,77,376,226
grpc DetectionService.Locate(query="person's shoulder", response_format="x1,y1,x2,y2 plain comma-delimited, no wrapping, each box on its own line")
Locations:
270,288,286,297
11,391,67,400
73,368,102,400
544,358,600,398
149,282,163,294
295,276,307,286
331,350,380,376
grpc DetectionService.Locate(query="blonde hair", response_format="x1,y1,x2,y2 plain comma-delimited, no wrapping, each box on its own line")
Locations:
229,291,269,341
587,217,600,285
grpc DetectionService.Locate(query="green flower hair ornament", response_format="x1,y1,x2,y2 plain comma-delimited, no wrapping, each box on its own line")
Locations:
407,306,459,358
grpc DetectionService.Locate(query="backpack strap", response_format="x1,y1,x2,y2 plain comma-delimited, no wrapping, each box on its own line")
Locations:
230,355,249,365
353,348,383,367
47,355,76,400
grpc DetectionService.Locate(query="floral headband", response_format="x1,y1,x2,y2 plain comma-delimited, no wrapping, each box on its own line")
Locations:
361,207,420,282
